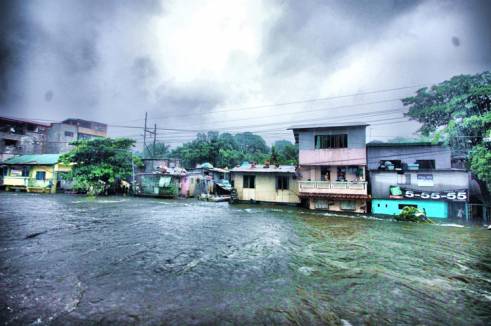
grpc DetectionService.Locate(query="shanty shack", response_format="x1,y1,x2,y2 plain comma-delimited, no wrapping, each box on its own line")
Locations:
133,167,187,198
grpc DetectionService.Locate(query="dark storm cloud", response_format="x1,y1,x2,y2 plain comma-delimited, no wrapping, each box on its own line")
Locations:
262,0,423,76
0,0,164,119
153,81,225,117
0,1,29,106
0,0,490,142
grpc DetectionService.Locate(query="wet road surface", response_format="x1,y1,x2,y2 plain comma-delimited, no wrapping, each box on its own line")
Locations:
0,193,490,325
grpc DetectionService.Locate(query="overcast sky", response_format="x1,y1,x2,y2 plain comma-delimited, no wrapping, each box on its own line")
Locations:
1,0,490,146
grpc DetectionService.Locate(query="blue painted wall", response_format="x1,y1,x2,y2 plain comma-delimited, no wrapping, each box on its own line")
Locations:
371,199,448,218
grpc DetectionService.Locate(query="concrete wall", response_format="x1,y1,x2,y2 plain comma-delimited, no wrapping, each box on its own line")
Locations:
46,123,78,153
369,170,469,198
0,121,48,161
232,172,300,204
372,199,449,218
367,145,451,170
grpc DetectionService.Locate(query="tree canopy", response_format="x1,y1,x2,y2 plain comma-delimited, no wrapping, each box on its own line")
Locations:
143,142,171,159
61,138,141,195
170,132,297,169
403,71,491,200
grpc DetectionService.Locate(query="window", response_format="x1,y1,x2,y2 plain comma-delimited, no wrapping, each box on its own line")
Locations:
398,204,417,209
64,131,74,137
397,174,411,185
340,201,356,210
336,166,346,181
276,176,289,190
4,139,18,146
243,175,255,189
416,160,435,170
321,166,330,181
22,166,30,177
315,134,348,149
36,171,46,181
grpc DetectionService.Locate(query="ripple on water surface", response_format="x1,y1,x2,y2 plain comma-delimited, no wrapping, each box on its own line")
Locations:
0,193,490,325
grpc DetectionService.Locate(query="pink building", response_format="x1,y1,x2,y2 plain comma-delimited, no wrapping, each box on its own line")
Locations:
290,123,369,213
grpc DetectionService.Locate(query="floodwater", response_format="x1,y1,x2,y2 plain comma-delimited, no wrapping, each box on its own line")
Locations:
0,193,490,325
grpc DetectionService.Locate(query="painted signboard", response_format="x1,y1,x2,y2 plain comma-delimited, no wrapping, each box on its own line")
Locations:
416,174,434,187
401,188,468,201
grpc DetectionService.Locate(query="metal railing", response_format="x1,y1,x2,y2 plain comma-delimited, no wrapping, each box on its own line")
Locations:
298,181,367,191
27,179,51,188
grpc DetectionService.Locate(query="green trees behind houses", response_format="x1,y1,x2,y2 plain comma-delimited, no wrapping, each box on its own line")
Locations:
171,131,297,168
403,71,491,203
61,138,141,196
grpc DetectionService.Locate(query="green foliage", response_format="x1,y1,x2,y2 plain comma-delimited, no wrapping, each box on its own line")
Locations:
402,72,491,135
395,206,433,223
270,145,279,166
172,131,271,168
403,71,491,198
470,144,491,189
60,138,138,196
274,140,298,165
143,142,170,159
171,132,300,169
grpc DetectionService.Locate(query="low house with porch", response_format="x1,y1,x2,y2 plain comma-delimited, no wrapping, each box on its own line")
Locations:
230,163,300,204
2,154,71,193
290,123,369,213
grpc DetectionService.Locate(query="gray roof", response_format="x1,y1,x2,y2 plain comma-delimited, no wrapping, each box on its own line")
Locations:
230,164,296,174
367,142,445,147
288,122,369,130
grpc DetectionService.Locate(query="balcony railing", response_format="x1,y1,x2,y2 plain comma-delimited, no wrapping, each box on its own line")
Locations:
3,176,29,187
28,179,51,188
298,181,368,195
3,176,51,189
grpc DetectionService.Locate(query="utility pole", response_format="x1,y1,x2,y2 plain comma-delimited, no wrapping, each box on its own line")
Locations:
143,112,148,155
142,112,157,162
153,123,157,159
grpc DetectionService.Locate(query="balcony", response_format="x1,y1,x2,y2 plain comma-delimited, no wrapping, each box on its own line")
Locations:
4,177,52,191
3,176,29,187
298,181,368,196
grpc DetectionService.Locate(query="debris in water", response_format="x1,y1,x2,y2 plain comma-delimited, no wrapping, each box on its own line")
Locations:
25,231,48,239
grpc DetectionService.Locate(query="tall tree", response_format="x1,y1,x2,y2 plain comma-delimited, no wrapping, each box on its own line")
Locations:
403,71,491,202
61,138,141,195
144,142,170,159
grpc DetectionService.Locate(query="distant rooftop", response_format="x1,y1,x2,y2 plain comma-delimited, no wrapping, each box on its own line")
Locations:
62,118,106,124
288,122,369,130
367,142,445,147
4,154,62,165
231,164,296,174
0,116,51,127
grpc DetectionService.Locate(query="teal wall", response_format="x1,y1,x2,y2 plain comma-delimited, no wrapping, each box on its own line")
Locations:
372,199,448,218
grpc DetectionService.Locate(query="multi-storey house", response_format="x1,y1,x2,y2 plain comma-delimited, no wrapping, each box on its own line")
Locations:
290,123,369,213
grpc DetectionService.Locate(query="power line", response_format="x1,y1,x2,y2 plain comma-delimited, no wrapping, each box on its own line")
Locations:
128,83,426,122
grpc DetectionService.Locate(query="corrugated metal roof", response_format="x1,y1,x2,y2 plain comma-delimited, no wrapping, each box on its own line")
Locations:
0,115,51,127
366,142,445,147
288,122,369,130
4,154,62,165
230,164,296,173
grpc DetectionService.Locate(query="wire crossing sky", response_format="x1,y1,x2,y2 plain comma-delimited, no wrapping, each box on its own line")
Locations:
1,0,490,144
